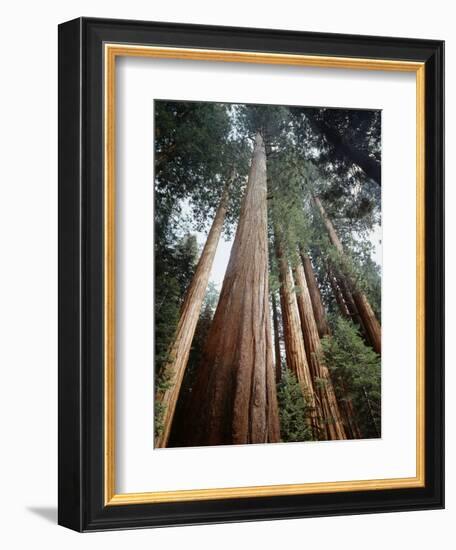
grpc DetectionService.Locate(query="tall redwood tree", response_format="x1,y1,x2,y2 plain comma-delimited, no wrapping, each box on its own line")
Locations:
186,133,280,446
293,260,346,440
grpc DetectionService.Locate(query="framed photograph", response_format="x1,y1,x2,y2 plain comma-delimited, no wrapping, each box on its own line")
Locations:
58,17,444,531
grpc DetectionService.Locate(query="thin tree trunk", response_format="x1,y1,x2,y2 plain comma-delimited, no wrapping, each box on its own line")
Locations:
185,133,280,446
154,182,230,448
313,196,381,354
301,253,331,338
331,267,376,350
338,379,362,439
293,261,346,440
336,271,364,329
329,271,350,318
271,292,282,382
313,196,344,253
339,389,363,439
301,256,362,439
276,240,322,439
352,291,381,354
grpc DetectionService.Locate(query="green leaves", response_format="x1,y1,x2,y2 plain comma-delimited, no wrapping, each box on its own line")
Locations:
321,315,381,437
155,100,236,234
277,370,314,443
155,234,199,376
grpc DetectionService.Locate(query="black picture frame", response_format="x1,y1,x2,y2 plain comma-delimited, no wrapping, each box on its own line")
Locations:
58,17,444,532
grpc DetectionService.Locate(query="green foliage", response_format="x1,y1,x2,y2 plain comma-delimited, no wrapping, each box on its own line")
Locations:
355,254,381,319
305,202,381,319
277,370,314,443
154,276,180,371
155,101,249,238
154,402,166,439
321,315,381,438
236,103,292,147
155,366,174,393
155,233,199,376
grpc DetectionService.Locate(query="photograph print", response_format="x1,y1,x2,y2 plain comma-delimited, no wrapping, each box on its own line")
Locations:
154,100,382,449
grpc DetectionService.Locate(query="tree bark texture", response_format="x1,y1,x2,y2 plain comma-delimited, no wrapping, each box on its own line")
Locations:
338,379,363,439
313,196,344,253
313,196,381,354
301,253,331,338
154,183,230,448
185,133,280,446
329,271,351,319
303,261,362,439
275,241,322,438
293,261,346,440
331,266,365,330
352,291,381,354
334,271,378,352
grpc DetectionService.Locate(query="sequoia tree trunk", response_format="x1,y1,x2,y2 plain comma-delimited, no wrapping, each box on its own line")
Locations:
154,182,230,448
339,379,363,439
313,196,381,354
185,133,280,446
276,240,322,439
352,291,382,355
301,253,331,338
302,259,362,439
333,271,377,350
313,196,344,254
330,265,364,330
293,261,346,440
329,271,351,319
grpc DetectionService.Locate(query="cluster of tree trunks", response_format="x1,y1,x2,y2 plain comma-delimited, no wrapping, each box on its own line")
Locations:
275,238,322,438
155,134,381,447
293,261,346,440
301,255,363,439
313,196,381,354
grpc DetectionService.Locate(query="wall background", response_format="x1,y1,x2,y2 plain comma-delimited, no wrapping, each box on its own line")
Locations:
0,1,451,547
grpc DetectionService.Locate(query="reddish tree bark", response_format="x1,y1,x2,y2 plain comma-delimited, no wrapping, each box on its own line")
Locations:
338,276,362,325
329,271,351,319
300,255,362,439
293,261,346,440
301,253,331,338
338,380,363,439
185,133,280,446
276,240,322,439
155,183,231,448
352,291,381,354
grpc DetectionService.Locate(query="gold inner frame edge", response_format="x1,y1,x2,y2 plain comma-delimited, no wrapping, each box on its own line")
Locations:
104,44,426,506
